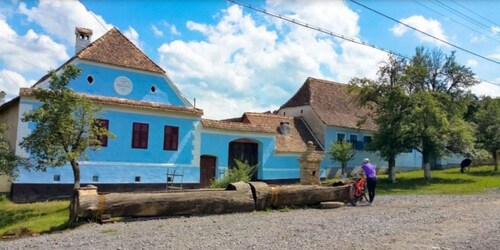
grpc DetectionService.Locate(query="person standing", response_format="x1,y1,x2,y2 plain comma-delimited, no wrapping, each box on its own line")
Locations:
361,158,377,205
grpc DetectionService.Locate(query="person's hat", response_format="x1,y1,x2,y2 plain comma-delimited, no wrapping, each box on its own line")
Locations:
363,158,370,163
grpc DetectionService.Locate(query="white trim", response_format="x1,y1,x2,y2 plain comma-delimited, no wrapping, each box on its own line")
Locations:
202,128,275,137
79,161,199,168
101,105,201,119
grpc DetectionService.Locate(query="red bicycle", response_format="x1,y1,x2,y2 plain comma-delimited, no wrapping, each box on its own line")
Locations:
349,174,368,206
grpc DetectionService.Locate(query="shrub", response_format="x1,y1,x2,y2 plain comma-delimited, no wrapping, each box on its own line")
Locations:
209,160,255,188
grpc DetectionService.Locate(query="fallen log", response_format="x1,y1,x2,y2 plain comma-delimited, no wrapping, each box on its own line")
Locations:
77,182,352,219
266,184,351,208
78,181,254,218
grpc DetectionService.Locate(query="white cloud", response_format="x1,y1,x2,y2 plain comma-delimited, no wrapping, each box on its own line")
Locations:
0,69,36,101
158,2,386,119
390,15,448,46
151,24,163,37
466,59,478,67
492,26,500,34
170,25,180,36
123,26,141,48
470,80,500,98
0,17,68,74
19,0,113,45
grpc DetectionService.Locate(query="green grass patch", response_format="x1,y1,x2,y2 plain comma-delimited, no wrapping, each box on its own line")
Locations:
0,196,70,237
376,165,500,195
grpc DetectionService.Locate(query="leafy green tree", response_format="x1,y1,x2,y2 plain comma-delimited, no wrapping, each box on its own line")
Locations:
0,124,30,179
404,48,478,179
350,55,414,183
20,65,112,222
474,97,500,171
328,140,355,178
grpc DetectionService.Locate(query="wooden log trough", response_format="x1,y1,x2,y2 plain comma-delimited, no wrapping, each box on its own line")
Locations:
77,181,351,220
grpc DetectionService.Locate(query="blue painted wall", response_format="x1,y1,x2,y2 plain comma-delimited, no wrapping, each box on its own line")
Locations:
68,62,187,107
15,98,201,184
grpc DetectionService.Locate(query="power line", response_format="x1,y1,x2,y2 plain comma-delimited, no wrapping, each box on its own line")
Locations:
411,0,500,43
228,0,500,87
228,0,410,60
449,0,499,28
431,0,494,34
78,0,109,33
349,0,500,66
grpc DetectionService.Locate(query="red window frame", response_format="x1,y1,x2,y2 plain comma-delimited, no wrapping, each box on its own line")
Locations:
163,126,179,151
132,122,149,149
95,119,109,147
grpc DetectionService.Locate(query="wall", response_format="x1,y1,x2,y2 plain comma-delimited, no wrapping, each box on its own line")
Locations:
14,98,201,185
201,129,273,180
277,106,326,145
37,61,189,107
0,101,20,193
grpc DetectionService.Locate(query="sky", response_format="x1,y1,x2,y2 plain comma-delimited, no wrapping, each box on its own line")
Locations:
1,0,499,119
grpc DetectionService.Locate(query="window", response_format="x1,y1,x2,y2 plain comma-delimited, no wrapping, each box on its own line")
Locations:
95,119,109,147
163,126,179,150
337,133,345,143
53,175,61,182
132,122,149,149
151,85,156,93
363,136,372,150
92,175,99,182
349,134,358,149
87,75,94,84
135,176,141,182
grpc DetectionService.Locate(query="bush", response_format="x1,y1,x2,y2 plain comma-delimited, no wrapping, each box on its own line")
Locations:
209,160,255,188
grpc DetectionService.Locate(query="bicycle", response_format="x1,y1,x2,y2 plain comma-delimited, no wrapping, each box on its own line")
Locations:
348,174,368,206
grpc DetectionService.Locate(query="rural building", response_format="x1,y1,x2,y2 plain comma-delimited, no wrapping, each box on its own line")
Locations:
0,27,460,202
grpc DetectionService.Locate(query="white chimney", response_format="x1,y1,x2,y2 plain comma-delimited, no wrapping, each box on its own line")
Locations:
279,122,291,136
75,27,93,54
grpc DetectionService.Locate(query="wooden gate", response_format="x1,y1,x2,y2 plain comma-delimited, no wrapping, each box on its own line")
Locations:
200,155,216,188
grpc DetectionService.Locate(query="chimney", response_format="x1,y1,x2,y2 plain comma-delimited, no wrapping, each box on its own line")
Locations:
75,27,93,54
279,122,291,135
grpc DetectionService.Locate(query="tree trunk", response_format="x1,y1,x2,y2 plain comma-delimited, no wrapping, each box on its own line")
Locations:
69,159,80,223
422,149,432,180
77,182,351,219
493,150,498,172
341,162,347,178
388,156,396,183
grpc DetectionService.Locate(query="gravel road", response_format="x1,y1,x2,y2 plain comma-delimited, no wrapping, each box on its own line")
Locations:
2,194,499,250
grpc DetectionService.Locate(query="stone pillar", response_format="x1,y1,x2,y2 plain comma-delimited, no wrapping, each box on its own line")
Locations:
299,141,323,185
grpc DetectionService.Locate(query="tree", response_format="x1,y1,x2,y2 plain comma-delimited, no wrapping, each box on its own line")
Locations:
0,124,30,179
404,48,478,179
350,55,415,183
328,140,355,178
20,65,112,223
350,47,478,181
474,97,500,171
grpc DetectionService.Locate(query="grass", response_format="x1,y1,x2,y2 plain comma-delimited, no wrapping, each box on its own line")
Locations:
1,165,497,238
0,196,70,237
376,165,500,195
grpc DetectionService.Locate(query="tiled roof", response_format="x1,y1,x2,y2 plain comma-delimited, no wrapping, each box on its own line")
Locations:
202,112,322,153
76,28,165,74
20,88,202,116
280,77,377,131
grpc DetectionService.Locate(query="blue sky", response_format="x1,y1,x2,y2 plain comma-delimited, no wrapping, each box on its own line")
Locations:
1,0,499,119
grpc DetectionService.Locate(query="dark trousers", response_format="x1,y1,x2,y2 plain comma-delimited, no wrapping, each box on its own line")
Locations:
367,177,377,203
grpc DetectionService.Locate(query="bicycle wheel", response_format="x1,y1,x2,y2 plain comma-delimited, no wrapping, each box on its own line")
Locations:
349,185,361,206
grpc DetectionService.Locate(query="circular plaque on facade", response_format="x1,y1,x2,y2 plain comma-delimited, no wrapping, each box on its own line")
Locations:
113,76,133,95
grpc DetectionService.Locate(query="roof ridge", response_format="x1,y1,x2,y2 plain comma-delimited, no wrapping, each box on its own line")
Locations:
76,27,165,74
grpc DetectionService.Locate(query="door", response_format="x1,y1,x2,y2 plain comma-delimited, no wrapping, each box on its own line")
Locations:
200,155,216,188
228,141,258,180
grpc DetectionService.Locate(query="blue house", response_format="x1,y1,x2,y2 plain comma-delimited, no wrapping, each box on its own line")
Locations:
1,28,203,201
1,28,461,202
